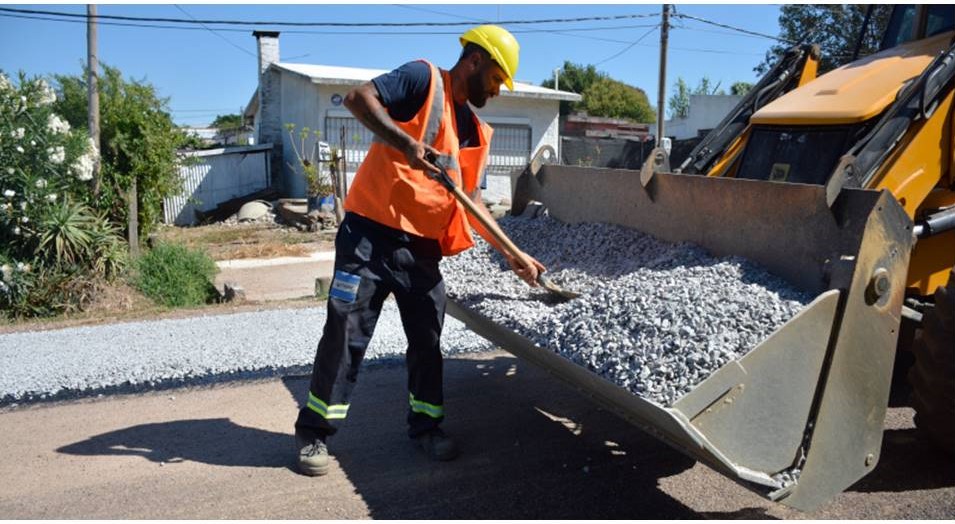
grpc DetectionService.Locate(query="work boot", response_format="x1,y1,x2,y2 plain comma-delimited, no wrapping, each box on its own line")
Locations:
414,428,459,461
296,433,330,476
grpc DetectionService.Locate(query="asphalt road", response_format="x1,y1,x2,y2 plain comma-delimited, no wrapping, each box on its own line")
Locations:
0,350,952,519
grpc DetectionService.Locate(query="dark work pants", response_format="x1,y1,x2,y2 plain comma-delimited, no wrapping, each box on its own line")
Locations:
295,212,447,441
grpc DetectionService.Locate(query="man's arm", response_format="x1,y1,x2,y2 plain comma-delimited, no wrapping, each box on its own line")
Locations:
343,82,439,173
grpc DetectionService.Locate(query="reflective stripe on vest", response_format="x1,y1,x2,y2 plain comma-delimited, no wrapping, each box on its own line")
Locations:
373,66,445,151
307,391,350,420
409,393,444,419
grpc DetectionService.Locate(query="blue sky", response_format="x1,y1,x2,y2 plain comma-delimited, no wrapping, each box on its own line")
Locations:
0,3,783,126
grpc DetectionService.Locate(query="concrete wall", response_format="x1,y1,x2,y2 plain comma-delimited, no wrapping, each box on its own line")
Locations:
665,94,741,140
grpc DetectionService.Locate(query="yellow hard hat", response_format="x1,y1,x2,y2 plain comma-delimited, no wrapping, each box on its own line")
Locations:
460,24,519,91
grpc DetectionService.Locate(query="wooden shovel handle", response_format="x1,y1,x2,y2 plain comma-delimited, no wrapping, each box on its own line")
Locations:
447,184,536,271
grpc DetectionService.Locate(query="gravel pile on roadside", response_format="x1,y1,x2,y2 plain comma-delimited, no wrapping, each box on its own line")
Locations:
0,302,495,404
442,214,813,406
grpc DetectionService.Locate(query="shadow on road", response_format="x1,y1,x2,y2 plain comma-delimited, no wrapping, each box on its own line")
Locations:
848,427,955,493
57,418,294,470
281,354,699,519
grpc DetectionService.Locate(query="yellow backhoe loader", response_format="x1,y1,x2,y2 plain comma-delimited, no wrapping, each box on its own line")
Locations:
448,4,954,511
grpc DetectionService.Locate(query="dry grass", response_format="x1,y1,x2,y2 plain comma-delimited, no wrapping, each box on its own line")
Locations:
151,222,335,261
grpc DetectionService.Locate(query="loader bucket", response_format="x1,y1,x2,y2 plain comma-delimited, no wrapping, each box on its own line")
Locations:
447,165,913,511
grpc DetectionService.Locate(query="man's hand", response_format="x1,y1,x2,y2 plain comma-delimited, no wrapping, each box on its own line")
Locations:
405,142,442,174
506,252,546,287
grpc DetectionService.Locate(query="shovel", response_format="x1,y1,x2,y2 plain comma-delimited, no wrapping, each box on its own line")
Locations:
426,153,580,302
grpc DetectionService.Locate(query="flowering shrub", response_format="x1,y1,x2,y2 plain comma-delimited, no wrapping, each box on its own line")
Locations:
0,71,126,317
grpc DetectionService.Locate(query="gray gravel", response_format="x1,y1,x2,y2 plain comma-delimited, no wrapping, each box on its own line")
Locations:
442,214,813,407
0,301,494,404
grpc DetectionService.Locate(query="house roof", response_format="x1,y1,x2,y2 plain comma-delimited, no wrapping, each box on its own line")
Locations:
272,62,582,102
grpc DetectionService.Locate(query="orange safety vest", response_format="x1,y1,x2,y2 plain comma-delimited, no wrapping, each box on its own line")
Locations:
344,60,493,256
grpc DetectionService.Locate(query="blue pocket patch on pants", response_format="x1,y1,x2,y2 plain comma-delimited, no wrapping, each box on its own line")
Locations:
330,270,361,303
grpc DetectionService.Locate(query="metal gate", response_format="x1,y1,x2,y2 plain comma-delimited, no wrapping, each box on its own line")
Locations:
325,117,531,176
325,116,374,173
487,124,531,175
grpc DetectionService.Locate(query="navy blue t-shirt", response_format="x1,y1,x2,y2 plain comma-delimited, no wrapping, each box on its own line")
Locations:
371,61,478,149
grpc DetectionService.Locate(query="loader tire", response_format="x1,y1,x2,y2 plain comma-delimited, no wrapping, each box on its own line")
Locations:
908,269,955,455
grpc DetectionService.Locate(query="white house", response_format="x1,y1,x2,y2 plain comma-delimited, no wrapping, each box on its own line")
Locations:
244,31,581,200
664,94,742,140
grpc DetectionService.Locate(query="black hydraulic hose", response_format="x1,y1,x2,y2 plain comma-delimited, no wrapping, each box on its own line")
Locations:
914,207,955,238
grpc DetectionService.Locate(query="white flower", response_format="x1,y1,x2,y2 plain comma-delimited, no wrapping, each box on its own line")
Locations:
46,193,57,202
86,137,99,157
19,95,26,105
72,153,95,181
5,168,13,175
19,201,26,210
0,73,10,92
47,114,70,134
12,226,20,235
16,262,30,273
35,179,47,189
0,264,11,282
15,146,24,154
12,127,24,139
3,189,14,198
0,280,7,293
47,146,65,165
36,79,56,106
19,216,28,224
30,140,35,147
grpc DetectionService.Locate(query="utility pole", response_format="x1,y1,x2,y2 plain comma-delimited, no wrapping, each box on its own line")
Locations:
656,4,669,146
87,4,101,195
553,68,560,91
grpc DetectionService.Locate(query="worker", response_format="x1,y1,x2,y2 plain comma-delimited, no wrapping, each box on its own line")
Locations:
294,24,546,476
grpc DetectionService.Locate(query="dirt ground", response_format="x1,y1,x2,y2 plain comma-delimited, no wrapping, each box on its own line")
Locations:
0,351,952,519
151,221,336,261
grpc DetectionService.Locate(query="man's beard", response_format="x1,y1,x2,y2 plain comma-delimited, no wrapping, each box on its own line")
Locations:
467,72,489,108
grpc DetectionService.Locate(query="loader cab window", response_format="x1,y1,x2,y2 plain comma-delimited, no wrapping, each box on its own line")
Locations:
881,5,955,50
925,5,955,38
881,5,916,50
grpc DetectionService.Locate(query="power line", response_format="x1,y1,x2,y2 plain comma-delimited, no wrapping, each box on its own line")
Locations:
0,9,765,58
594,24,660,66
673,12,796,45
0,12,658,38
0,6,658,28
173,4,256,58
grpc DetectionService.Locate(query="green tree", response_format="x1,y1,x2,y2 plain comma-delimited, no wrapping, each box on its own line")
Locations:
694,76,724,96
542,61,655,122
668,76,732,119
54,64,190,238
211,113,243,131
757,4,893,75
581,77,656,122
731,81,754,96
541,61,603,116
667,77,691,119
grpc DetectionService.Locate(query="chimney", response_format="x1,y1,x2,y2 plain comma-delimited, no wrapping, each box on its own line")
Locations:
252,31,285,194
253,31,281,78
